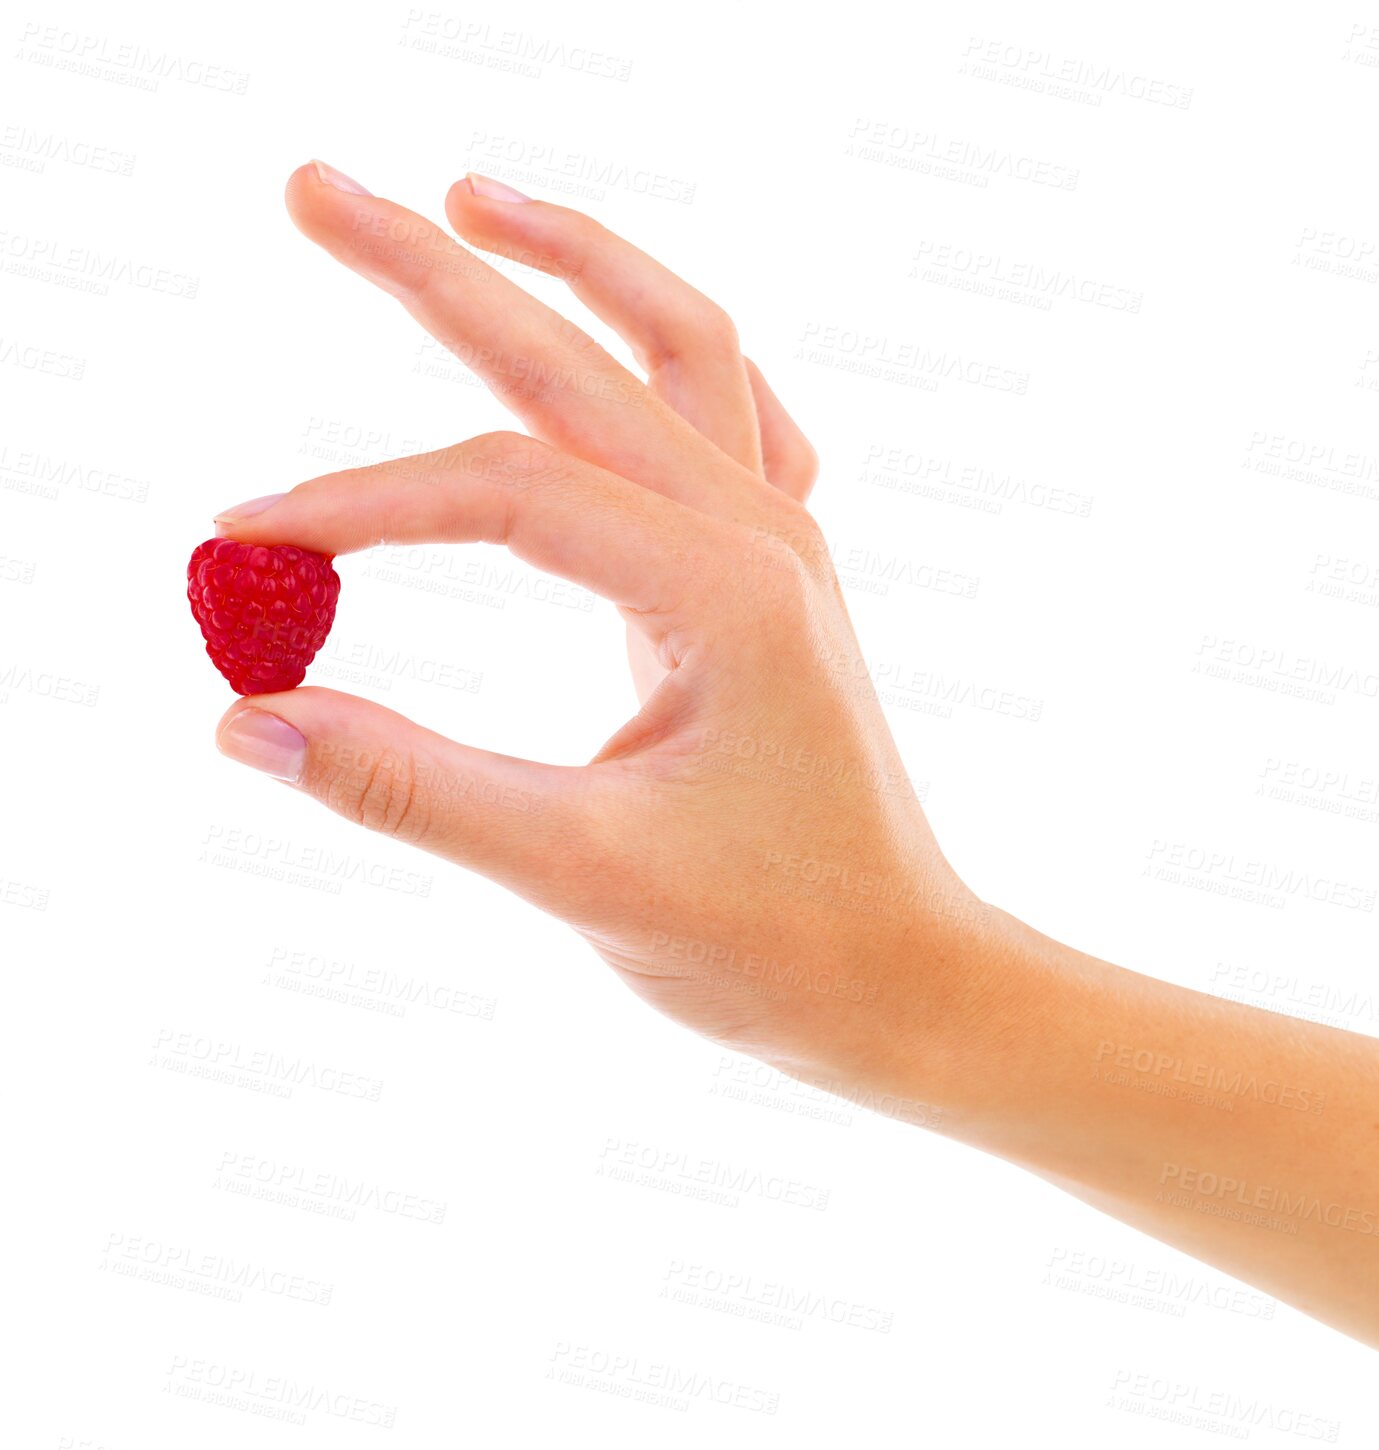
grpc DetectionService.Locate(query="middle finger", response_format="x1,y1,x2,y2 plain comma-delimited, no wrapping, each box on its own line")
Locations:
446,175,764,474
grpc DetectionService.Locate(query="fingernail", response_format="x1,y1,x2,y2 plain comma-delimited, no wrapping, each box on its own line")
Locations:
465,172,531,204
214,492,286,536
217,709,307,783
311,159,372,196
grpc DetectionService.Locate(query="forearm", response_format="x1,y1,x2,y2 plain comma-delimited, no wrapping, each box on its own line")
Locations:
913,909,1379,1347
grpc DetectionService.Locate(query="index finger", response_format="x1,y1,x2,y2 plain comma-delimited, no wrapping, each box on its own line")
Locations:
215,431,742,651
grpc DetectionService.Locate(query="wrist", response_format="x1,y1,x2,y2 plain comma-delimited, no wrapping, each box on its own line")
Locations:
864,895,1084,1137
777,887,1038,1131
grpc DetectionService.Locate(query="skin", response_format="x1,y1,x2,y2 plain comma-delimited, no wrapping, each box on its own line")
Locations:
215,161,1379,1350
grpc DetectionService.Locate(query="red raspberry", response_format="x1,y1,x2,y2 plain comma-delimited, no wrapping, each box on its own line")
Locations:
187,538,341,695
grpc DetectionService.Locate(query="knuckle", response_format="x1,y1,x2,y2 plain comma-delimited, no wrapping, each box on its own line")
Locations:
348,749,430,843
738,503,835,604
687,297,739,352
768,497,828,566
792,438,821,491
652,296,740,368
559,215,606,282
699,300,739,348
477,431,562,487
470,432,580,545
741,522,810,593
478,428,538,460
750,548,817,637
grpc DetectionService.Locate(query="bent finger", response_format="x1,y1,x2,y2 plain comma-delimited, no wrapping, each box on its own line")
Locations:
214,431,742,652
744,358,819,502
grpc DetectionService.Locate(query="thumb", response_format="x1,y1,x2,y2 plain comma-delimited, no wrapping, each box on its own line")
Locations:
214,687,588,896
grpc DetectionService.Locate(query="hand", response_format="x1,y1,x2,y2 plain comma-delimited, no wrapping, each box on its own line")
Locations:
212,163,1379,1349
213,162,995,1106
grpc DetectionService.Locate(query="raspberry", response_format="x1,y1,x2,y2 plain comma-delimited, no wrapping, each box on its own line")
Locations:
187,538,341,695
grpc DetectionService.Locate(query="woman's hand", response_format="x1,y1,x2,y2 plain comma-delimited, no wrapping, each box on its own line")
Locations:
213,163,1379,1348
213,161,998,1108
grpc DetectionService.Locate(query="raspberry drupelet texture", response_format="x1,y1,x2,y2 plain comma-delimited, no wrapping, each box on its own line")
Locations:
187,538,341,695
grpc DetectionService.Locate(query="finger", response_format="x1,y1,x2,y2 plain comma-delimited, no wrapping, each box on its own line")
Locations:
214,687,597,902
288,162,756,519
744,358,819,502
446,176,763,473
214,431,738,653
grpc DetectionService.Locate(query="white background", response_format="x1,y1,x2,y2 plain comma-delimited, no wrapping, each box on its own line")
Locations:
4,0,1378,1442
